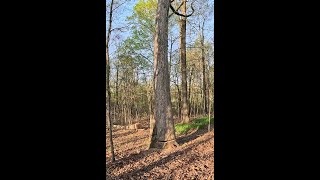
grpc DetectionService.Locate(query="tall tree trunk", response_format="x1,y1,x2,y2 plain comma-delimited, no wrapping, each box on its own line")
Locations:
122,104,125,125
188,67,193,116
113,106,116,124
106,0,115,162
177,84,181,120
149,84,155,136
169,36,173,76
149,0,178,149
124,105,127,126
193,97,196,117
179,0,190,123
208,76,211,132
189,98,192,118
201,22,208,115
196,98,199,117
135,103,138,121
129,107,132,125
135,69,139,118
115,64,119,123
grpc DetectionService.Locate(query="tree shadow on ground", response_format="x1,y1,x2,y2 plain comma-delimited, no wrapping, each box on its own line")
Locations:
114,134,149,147
107,148,157,171
107,121,214,179
112,136,212,180
111,130,136,139
157,144,214,180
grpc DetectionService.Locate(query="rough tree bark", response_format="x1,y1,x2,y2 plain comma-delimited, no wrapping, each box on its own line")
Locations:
106,0,115,162
179,0,190,123
149,0,178,149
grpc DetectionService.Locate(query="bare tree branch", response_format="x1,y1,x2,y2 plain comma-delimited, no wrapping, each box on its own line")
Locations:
112,1,126,12
169,2,185,18
111,25,130,32
170,1,195,17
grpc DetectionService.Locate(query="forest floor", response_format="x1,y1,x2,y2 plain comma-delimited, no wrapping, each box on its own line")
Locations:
106,117,214,180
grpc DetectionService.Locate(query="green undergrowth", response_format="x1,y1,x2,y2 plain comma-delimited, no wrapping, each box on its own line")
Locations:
175,117,214,135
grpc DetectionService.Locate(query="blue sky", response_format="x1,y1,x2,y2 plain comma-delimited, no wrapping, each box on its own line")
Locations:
107,0,214,60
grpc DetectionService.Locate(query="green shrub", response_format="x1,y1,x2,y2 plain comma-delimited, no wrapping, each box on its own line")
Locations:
175,117,214,135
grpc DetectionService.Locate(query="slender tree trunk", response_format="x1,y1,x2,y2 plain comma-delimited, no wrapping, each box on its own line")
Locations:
113,105,116,124
149,85,155,136
188,67,193,117
128,106,130,125
135,103,138,121
190,98,193,118
201,22,208,115
124,105,127,126
149,0,178,149
175,82,181,121
106,0,115,162
128,107,130,125
196,101,199,117
207,57,211,126
193,97,196,118
115,64,119,123
127,107,129,126
188,67,193,101
208,78,211,132
179,0,190,123
122,104,125,125
169,36,173,76
134,70,139,123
